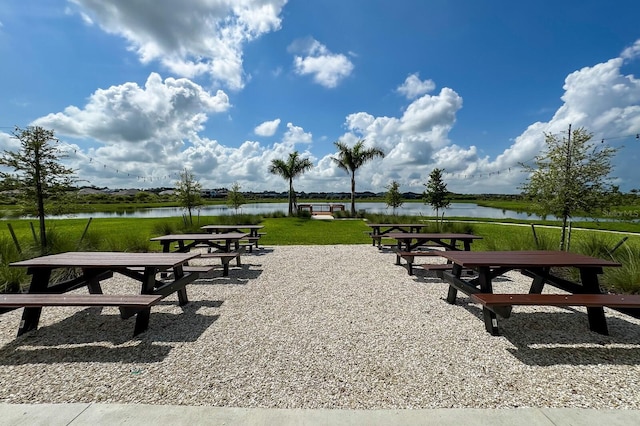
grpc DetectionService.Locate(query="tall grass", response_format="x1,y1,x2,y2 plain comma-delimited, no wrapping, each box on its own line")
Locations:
603,246,640,294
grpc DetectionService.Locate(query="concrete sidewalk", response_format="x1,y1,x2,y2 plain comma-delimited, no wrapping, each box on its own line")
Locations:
1,404,639,425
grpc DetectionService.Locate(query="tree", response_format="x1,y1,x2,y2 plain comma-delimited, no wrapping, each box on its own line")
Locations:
226,182,246,214
0,126,75,253
520,126,618,250
268,151,313,216
332,139,385,216
423,168,450,230
384,180,404,214
175,169,203,225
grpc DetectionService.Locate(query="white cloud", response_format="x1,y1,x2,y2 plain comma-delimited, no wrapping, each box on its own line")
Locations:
621,39,640,60
397,73,436,99
290,37,354,88
453,44,640,193
68,0,288,90
34,73,230,144
254,118,281,137
12,37,640,194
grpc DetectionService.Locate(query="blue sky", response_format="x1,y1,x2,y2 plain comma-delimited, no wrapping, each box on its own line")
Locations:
1,0,640,194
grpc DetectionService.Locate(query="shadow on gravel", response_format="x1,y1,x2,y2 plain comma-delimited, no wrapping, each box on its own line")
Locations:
0,301,221,364
453,299,640,366
193,265,263,286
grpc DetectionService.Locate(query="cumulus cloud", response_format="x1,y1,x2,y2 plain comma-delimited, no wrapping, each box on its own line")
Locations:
68,0,288,90
455,42,640,193
254,118,281,137
290,37,354,88
34,73,230,144
397,73,436,100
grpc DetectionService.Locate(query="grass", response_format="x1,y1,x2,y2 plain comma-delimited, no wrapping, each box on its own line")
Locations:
3,215,640,293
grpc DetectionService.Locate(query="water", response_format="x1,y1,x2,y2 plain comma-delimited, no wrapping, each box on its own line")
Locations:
28,202,547,220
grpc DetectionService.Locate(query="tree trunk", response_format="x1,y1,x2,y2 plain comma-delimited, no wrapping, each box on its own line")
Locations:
350,172,356,216
560,212,568,251
34,149,47,254
288,178,294,216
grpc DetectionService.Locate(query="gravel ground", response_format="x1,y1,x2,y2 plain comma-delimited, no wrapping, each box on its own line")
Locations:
0,244,639,409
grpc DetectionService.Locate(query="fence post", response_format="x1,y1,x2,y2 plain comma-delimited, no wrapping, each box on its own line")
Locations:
6,223,22,254
530,224,539,248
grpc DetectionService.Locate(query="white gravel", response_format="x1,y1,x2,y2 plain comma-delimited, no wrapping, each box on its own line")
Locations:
1,244,639,409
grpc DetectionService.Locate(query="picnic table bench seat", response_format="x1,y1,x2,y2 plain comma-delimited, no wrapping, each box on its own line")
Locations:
0,293,162,308
0,293,164,337
129,265,217,275
470,293,640,317
395,250,441,274
200,250,244,276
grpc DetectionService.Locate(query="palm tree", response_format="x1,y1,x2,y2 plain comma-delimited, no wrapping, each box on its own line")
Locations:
269,151,313,216
332,139,385,216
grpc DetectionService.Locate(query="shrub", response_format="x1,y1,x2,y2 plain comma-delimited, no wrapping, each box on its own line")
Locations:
602,245,640,294
152,221,179,236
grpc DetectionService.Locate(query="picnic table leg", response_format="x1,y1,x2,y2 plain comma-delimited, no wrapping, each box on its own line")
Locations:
446,264,463,304
130,267,156,335
17,269,52,336
528,267,549,294
84,268,105,294
580,268,609,335
395,241,403,265
234,241,242,266
478,267,500,335
173,265,189,306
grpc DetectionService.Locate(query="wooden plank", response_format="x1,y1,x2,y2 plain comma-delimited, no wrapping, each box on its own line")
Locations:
421,264,455,270
470,293,640,308
0,294,162,308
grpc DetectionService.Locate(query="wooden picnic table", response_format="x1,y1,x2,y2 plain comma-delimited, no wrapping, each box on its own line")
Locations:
150,233,248,276
366,223,426,248
8,251,201,336
387,232,482,274
150,232,248,253
434,250,623,336
201,225,264,238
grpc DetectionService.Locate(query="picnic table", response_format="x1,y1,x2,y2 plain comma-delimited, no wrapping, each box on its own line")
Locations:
7,251,201,337
366,223,425,248
387,232,482,274
150,233,247,276
201,225,263,238
433,250,629,336
201,225,265,250
151,232,247,253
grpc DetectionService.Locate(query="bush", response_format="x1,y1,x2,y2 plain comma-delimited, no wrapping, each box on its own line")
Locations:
602,245,640,294
0,236,26,293
152,221,179,236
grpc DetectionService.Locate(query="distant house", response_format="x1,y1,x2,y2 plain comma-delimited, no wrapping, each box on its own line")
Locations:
112,189,140,197
77,188,108,196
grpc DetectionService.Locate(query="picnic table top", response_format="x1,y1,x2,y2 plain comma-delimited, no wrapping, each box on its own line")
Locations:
366,223,425,227
386,232,483,240
201,224,264,230
10,251,200,268
435,250,621,268
150,232,248,241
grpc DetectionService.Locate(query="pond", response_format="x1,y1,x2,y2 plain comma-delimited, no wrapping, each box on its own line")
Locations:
32,202,547,220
